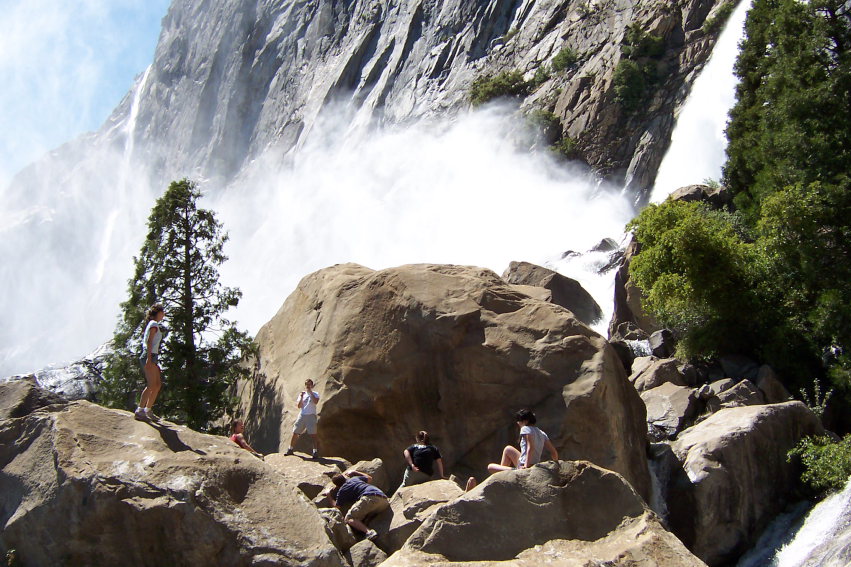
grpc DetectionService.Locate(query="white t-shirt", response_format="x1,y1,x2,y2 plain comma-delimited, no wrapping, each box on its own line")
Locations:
142,320,163,354
519,425,549,467
298,390,320,415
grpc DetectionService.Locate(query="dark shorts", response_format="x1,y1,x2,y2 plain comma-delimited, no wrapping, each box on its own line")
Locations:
139,352,159,370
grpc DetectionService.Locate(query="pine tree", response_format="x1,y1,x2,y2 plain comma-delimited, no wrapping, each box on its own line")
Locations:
101,179,254,432
724,0,851,219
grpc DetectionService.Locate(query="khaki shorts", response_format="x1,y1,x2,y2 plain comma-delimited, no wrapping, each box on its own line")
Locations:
345,494,390,522
293,413,317,435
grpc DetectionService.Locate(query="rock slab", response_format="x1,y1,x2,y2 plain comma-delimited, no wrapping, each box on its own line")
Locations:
0,399,345,567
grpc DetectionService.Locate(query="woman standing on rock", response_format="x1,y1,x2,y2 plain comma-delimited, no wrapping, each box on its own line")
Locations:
134,303,166,422
400,430,446,488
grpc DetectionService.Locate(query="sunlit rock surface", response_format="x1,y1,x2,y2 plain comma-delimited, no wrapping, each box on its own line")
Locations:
0,392,345,567
237,262,652,499
383,461,706,566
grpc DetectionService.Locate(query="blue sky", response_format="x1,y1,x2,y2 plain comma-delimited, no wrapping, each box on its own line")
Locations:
0,0,171,188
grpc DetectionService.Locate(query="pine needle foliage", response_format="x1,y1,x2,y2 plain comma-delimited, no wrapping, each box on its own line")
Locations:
100,179,254,432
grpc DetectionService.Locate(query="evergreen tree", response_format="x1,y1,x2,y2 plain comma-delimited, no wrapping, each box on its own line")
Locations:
101,179,254,432
724,0,851,219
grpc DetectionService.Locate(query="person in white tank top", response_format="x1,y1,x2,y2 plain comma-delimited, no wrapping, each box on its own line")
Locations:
135,303,166,422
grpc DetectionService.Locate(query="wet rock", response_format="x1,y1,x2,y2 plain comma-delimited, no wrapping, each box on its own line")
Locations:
502,261,603,326
667,402,824,566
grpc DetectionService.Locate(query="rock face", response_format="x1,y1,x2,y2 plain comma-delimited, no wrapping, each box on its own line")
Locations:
383,461,705,566
502,260,603,325
666,402,824,566
0,397,345,567
238,263,651,499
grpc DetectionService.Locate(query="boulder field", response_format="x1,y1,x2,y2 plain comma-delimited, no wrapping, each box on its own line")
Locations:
1,261,828,566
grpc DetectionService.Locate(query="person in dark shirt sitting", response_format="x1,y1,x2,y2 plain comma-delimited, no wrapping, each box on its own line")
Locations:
330,470,389,541
401,430,446,488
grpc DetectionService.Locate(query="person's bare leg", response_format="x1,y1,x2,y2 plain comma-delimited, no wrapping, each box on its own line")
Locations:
139,364,161,409
465,477,477,491
487,446,520,474
500,445,520,467
309,434,318,452
289,432,300,448
144,366,162,409
346,518,370,535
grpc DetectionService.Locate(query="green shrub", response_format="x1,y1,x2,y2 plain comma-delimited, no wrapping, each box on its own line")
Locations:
532,65,551,87
627,200,767,359
552,46,579,72
800,377,834,419
612,60,648,111
551,137,579,160
469,70,531,106
789,435,851,494
621,23,665,59
702,2,735,34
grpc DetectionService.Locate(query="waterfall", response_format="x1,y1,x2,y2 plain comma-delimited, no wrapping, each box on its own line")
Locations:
649,0,752,202
736,478,851,567
94,65,153,284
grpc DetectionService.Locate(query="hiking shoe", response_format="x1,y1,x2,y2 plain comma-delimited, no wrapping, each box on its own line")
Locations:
134,408,149,421
145,410,160,421
311,450,320,460
284,447,294,456
365,529,378,542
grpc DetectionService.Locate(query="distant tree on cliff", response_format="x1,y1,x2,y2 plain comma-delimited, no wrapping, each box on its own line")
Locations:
101,179,254,432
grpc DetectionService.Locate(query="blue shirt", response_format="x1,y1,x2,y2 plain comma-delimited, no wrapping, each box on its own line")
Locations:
335,476,386,510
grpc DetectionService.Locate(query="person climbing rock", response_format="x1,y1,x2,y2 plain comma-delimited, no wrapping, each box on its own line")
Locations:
330,470,388,542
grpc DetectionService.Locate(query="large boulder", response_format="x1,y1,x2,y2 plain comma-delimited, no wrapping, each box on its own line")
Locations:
641,383,700,440
668,184,732,209
630,357,688,392
238,263,651,499
704,379,764,413
382,461,705,566
371,479,464,552
0,378,65,420
501,261,603,326
755,365,793,404
0,400,345,567
345,539,387,567
666,402,824,566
